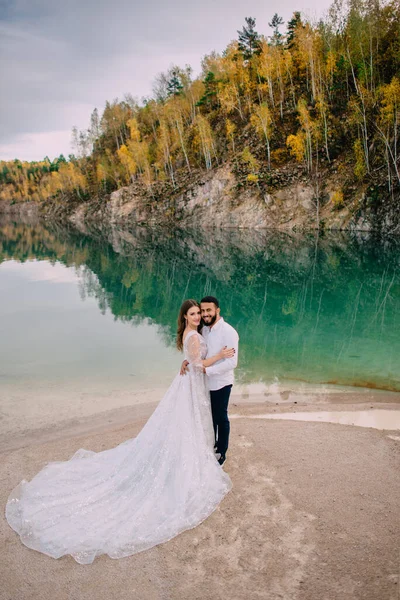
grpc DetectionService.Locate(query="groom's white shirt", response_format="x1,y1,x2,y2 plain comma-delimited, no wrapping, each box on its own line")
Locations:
202,317,239,391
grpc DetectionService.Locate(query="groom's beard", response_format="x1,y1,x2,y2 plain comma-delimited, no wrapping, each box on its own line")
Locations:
201,314,217,327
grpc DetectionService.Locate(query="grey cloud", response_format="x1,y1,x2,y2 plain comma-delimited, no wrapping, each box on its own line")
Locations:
0,0,333,160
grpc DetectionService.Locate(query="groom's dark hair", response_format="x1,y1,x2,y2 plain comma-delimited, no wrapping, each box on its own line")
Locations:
200,296,219,308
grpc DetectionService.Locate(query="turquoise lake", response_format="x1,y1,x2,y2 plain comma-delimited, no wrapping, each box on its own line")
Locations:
0,217,399,424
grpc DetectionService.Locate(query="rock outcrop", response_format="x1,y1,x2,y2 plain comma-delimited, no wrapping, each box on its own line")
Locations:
1,163,399,233
68,164,398,233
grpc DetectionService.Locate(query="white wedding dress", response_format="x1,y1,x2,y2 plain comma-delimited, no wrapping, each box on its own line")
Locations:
5,331,232,564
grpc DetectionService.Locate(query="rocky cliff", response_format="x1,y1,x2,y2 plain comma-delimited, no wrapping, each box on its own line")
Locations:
1,162,399,233
66,163,399,234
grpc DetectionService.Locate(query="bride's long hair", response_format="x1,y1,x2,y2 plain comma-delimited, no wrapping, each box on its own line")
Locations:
176,299,200,351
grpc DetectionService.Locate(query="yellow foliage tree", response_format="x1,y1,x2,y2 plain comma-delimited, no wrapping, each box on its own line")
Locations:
378,77,400,185
193,114,215,170
241,146,259,176
157,120,175,185
117,144,137,183
286,133,306,162
127,118,141,143
354,139,367,180
226,119,236,152
250,103,273,168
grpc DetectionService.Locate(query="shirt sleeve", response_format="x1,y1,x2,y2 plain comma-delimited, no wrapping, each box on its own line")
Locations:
205,328,239,377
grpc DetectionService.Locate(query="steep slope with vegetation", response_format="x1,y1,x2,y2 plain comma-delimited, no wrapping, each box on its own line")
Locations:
1,0,399,230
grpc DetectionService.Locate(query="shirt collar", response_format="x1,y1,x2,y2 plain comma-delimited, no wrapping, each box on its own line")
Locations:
209,316,224,332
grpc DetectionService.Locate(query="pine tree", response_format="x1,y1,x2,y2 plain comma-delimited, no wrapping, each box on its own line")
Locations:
196,71,219,109
286,12,302,49
167,70,184,97
269,13,285,46
238,17,261,60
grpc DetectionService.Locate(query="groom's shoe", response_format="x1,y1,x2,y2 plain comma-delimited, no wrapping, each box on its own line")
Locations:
218,454,226,466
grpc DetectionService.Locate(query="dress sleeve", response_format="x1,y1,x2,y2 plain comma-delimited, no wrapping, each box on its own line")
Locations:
186,333,203,370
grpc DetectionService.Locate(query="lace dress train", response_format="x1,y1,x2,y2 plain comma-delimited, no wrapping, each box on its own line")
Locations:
5,331,232,564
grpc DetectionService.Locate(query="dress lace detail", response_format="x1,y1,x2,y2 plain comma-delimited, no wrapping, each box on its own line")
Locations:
5,331,232,564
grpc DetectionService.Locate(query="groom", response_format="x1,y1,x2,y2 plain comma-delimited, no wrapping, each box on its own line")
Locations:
182,296,239,466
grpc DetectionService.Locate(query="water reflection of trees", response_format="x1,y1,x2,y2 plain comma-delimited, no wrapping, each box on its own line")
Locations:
1,217,400,390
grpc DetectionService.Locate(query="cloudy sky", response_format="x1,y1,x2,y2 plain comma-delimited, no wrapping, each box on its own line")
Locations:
0,0,333,162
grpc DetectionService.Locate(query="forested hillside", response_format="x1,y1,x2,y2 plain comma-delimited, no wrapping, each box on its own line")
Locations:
1,0,399,221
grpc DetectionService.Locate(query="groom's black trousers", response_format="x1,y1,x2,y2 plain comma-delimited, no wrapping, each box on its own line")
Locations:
210,385,232,457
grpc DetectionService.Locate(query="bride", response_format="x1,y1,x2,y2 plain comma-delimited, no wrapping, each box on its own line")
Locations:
5,299,233,564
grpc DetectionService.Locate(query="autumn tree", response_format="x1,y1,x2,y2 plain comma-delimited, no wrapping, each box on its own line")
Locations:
250,103,273,168
2,1,399,212
193,114,215,170
377,77,400,187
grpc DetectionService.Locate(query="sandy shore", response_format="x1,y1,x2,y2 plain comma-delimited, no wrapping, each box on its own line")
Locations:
1,390,399,600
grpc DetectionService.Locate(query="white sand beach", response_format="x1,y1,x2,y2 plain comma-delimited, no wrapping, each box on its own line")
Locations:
1,387,399,600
